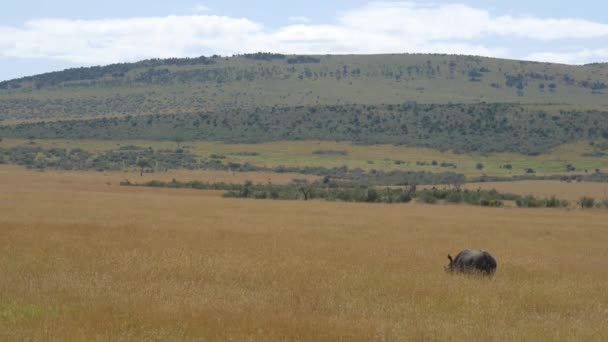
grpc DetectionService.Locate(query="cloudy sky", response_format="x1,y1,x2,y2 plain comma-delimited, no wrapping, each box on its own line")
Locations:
1,0,608,81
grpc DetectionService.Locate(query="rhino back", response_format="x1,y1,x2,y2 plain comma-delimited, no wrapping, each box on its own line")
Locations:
453,250,496,273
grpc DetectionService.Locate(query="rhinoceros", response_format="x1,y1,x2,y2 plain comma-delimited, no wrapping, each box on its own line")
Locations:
445,249,497,276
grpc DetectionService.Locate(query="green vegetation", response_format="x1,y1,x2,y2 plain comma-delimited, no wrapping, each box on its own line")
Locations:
313,149,348,156
122,178,527,207
472,172,608,183
515,195,570,208
578,196,596,209
123,178,585,209
416,187,515,207
1,53,608,155
2,103,608,154
2,139,608,184
597,198,608,209
2,54,608,123
122,179,417,203
0,144,466,185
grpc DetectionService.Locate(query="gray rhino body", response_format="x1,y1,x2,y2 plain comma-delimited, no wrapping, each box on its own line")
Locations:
446,250,497,276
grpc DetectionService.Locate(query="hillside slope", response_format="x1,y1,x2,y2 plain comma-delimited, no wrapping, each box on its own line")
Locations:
2,103,607,154
1,53,608,121
1,53,608,154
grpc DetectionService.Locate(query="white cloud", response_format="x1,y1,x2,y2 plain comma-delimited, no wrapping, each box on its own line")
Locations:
0,1,607,65
288,16,311,24
338,2,491,41
491,16,608,40
336,2,608,41
193,4,211,13
525,49,608,65
0,15,262,64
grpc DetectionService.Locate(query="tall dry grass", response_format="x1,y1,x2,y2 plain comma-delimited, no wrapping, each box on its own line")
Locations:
1,168,608,340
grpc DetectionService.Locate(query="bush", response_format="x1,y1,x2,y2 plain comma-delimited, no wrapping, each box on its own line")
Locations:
416,192,438,204
230,151,260,156
365,188,380,202
476,163,484,170
312,149,348,156
480,198,503,207
126,178,572,210
544,196,569,208
445,192,463,203
516,195,544,208
596,198,608,209
397,192,413,203
579,196,596,209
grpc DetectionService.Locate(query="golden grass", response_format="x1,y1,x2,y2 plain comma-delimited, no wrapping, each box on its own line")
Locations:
0,165,317,188
0,113,138,126
1,168,608,340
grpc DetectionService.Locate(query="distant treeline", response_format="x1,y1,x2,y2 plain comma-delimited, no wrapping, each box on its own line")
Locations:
0,53,333,92
3,144,608,185
122,178,583,209
0,56,218,90
471,172,608,183
2,103,608,154
1,53,606,95
0,144,465,185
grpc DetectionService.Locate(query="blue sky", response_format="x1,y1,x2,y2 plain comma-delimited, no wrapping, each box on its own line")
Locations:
1,0,608,81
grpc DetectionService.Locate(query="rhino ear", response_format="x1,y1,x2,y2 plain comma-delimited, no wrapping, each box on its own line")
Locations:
447,254,453,262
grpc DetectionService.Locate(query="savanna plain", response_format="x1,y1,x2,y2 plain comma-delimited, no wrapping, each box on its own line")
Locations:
1,167,607,341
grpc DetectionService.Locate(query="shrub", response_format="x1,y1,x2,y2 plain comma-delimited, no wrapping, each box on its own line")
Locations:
480,198,503,207
253,192,268,199
579,196,596,209
230,151,260,156
223,191,239,198
516,195,544,208
416,192,438,204
397,193,413,203
312,149,348,156
596,198,608,209
445,192,463,203
365,188,380,203
545,196,569,208
476,163,484,170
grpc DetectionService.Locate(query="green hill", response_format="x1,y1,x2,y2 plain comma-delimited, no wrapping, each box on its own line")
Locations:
1,53,608,120
1,53,607,154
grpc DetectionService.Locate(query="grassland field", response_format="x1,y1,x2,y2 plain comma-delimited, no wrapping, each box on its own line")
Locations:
3,53,608,340
2,138,607,177
1,166,608,340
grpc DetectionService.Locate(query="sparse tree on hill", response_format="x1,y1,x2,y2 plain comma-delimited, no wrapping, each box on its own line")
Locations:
136,159,152,176
293,179,313,200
